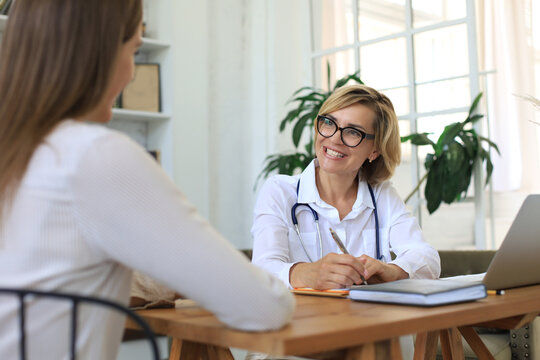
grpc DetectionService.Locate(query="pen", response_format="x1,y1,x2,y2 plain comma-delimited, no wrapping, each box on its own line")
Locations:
487,289,505,295
329,227,368,285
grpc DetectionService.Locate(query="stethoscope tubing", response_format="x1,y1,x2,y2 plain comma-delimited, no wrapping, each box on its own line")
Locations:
366,182,381,261
291,179,382,262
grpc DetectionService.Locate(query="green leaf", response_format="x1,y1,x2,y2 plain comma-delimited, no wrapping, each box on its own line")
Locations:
401,133,435,146
464,114,484,125
277,156,287,174
441,160,469,204
292,112,314,148
484,152,494,185
457,133,476,157
333,71,364,90
436,122,463,152
291,86,317,97
280,107,303,132
441,175,460,204
292,91,326,103
424,153,435,169
444,142,467,174
478,135,501,155
457,165,473,195
425,160,444,214
468,92,483,117
463,129,480,150
255,154,280,187
326,61,331,91
477,148,494,185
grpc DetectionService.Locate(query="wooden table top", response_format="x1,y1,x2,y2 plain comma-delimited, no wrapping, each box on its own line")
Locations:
126,284,540,357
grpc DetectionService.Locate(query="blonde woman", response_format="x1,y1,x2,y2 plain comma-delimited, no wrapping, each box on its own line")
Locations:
252,84,440,290
0,1,293,358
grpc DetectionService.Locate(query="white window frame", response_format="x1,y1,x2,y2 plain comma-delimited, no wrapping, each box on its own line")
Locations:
308,0,493,249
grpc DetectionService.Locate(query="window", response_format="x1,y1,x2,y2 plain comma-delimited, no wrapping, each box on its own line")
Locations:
309,0,487,249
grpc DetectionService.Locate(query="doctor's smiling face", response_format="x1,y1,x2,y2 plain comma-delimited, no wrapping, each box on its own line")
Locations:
314,84,402,185
315,102,379,178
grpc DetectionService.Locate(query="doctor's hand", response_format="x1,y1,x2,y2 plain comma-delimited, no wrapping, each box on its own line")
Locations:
289,253,366,290
358,255,408,284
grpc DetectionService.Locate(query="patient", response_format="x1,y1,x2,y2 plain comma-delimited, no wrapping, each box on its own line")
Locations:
0,1,294,359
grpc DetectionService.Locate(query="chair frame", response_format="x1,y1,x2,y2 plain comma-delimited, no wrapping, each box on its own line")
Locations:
0,288,160,360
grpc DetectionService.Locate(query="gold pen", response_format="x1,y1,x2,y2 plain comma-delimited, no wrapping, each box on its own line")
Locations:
329,227,368,285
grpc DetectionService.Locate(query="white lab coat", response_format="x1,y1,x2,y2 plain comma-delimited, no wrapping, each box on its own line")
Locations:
252,159,440,288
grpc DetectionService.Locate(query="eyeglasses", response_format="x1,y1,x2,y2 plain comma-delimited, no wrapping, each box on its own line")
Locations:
316,115,375,147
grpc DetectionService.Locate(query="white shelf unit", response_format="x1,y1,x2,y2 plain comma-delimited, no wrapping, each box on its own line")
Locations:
108,35,174,177
140,37,169,52
0,12,174,177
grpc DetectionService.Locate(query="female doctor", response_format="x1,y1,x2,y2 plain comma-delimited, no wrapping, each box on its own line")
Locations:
252,84,440,290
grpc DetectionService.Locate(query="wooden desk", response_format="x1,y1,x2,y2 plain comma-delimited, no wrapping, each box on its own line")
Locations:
126,284,540,360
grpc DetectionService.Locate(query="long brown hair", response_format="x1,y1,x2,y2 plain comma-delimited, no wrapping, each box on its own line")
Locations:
0,0,142,219
316,84,401,185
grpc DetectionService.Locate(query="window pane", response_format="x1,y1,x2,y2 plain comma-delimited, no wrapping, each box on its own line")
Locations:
416,78,470,113
392,120,412,200
311,0,354,52
414,112,475,249
398,119,412,161
360,37,407,88
383,87,409,117
314,50,356,91
414,24,469,82
412,0,466,28
358,0,406,41
421,202,475,249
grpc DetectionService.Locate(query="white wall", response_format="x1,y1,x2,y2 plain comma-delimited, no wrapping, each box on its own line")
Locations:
165,0,311,248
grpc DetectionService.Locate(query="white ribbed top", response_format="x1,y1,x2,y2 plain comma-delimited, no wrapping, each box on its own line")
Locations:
0,120,294,359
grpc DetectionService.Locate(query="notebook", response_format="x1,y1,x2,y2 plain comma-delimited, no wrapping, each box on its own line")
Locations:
348,279,486,306
292,288,350,298
481,194,540,290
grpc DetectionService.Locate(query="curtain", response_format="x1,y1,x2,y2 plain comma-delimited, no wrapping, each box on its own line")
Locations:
478,0,540,192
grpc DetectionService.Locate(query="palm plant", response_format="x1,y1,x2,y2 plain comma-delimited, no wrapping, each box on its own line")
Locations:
401,93,500,213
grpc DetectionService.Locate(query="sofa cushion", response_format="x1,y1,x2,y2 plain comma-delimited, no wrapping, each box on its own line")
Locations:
438,250,496,278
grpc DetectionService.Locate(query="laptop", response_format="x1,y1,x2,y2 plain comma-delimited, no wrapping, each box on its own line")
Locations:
482,194,540,290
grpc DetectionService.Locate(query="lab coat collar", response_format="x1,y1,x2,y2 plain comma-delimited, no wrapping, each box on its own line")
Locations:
297,159,375,210
296,159,319,204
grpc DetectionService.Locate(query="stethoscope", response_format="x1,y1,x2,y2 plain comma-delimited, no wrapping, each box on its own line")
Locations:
291,179,382,263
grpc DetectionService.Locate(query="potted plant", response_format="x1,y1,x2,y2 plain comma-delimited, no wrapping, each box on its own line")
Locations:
401,93,500,213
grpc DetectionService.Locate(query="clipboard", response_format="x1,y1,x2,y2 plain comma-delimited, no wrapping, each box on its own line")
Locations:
292,288,350,298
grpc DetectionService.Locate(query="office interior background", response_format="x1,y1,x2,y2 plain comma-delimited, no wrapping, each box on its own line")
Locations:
127,0,540,254
107,0,540,358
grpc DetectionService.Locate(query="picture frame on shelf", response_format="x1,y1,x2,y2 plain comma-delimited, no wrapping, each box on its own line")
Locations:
119,63,161,113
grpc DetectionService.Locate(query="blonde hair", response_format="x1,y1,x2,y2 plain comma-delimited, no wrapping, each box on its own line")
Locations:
317,84,401,184
0,0,142,220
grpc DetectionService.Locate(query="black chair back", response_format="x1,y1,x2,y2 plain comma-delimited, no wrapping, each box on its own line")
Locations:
0,288,160,360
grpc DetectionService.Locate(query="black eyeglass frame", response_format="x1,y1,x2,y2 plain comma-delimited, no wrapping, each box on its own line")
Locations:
316,115,375,148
